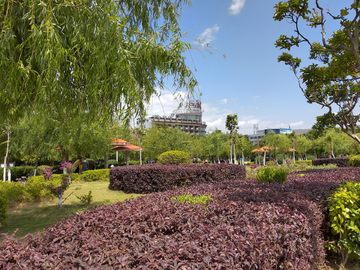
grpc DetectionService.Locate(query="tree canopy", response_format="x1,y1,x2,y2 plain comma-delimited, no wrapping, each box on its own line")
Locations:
0,0,197,122
274,0,360,144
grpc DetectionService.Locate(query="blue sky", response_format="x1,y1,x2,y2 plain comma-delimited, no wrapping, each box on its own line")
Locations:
146,0,353,135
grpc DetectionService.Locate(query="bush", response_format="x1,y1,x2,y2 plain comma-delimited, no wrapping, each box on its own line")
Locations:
119,160,141,166
172,193,213,207
327,181,360,268
306,155,316,160
157,151,191,165
79,169,109,182
312,158,349,167
295,160,312,166
109,164,246,193
256,167,288,184
76,191,93,206
348,155,360,167
0,166,40,182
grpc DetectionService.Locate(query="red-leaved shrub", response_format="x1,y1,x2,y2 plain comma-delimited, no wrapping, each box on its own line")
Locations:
1,167,359,269
109,163,246,193
312,158,350,167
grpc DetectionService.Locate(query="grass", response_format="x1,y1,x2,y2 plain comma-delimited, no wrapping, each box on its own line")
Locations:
0,180,141,239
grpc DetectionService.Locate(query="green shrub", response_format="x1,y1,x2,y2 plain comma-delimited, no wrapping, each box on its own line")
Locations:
306,155,315,160
0,182,26,203
266,161,274,166
295,160,312,166
256,167,288,184
327,181,360,269
158,151,191,165
119,160,141,166
348,155,360,167
172,193,212,207
0,166,40,181
79,169,109,181
76,191,93,205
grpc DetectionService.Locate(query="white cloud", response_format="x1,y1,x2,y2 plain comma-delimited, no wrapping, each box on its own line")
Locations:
252,95,260,101
229,0,246,15
198,24,220,46
218,98,228,104
146,90,186,117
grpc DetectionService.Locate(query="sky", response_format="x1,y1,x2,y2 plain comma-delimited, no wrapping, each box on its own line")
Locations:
146,0,354,135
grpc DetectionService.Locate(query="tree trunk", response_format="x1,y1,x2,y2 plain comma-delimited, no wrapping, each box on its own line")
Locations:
3,131,10,182
139,137,142,165
7,167,11,183
104,153,109,169
241,150,244,165
34,155,39,176
58,192,64,208
229,133,233,164
233,143,237,164
126,151,129,166
263,151,266,166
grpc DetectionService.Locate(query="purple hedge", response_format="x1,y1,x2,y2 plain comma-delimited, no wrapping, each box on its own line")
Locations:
1,167,359,269
312,158,350,167
109,163,246,193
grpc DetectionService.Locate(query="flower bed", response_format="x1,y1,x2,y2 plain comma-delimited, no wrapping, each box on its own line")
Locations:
1,167,359,269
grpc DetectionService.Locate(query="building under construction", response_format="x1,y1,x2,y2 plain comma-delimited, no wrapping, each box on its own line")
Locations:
146,99,207,136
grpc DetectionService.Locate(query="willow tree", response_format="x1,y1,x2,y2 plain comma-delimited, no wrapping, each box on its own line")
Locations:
274,0,360,144
0,0,198,162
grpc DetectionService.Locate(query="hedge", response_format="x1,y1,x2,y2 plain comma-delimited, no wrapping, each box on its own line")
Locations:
312,158,349,167
0,166,40,181
30,169,109,182
295,160,312,166
109,164,246,194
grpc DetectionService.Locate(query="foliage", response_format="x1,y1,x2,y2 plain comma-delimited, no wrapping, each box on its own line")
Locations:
76,191,93,206
142,125,191,160
109,164,246,194
295,160,312,166
172,193,213,207
312,158,349,167
0,166,40,182
256,167,288,184
0,178,56,204
327,181,360,269
157,151,191,165
47,175,70,208
43,167,53,181
274,0,360,144
60,162,77,175
250,164,259,169
348,155,360,167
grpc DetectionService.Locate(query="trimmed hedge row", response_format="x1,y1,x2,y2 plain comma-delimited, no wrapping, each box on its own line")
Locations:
312,158,349,167
109,164,246,193
0,166,40,181
30,169,109,183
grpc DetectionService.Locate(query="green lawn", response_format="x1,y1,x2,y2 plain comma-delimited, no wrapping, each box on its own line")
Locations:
0,181,141,239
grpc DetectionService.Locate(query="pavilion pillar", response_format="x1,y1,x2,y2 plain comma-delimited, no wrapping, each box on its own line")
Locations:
126,151,129,166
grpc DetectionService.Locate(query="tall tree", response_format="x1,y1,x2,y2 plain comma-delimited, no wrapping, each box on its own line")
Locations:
274,0,360,144
225,114,239,164
0,0,198,161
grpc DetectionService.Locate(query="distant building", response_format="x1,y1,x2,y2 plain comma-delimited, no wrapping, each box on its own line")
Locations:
249,128,311,144
145,99,207,136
